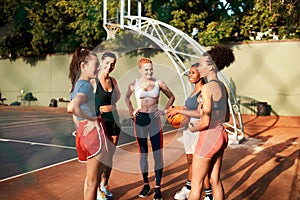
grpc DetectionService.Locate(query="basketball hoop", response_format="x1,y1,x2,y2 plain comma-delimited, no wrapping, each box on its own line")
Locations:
103,23,120,40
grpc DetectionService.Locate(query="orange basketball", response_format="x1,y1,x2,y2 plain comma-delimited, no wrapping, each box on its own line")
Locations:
167,106,190,129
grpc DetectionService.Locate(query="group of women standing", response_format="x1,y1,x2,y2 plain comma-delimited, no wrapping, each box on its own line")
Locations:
68,44,235,200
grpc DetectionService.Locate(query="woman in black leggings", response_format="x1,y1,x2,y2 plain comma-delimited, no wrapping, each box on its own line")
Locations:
125,57,175,200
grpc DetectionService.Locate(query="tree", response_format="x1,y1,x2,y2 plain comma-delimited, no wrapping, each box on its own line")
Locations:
0,0,106,59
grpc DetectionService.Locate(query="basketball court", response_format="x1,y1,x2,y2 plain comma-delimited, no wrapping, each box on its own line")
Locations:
0,1,299,199
0,106,299,200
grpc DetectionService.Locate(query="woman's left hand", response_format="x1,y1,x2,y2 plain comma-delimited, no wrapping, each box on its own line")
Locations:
154,109,165,118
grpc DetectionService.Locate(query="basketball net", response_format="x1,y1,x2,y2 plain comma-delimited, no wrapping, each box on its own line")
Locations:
103,24,120,40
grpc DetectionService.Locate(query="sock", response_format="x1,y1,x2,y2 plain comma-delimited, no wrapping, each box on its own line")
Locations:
186,180,191,190
205,188,213,200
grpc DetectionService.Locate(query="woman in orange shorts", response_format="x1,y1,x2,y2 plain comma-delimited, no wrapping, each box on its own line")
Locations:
69,47,109,200
188,45,234,200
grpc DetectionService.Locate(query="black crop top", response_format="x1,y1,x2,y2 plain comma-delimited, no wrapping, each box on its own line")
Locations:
94,78,118,115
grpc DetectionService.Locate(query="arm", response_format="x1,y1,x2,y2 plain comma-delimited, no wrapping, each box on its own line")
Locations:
189,85,211,132
72,93,99,135
124,81,135,118
225,88,230,122
158,80,175,111
167,106,200,118
72,93,97,121
112,77,121,103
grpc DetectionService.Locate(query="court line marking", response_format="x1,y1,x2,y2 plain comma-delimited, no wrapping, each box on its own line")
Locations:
0,157,78,183
0,129,176,183
0,117,70,126
0,138,76,150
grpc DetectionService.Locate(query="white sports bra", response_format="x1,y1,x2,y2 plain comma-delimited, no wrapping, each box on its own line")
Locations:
134,79,160,99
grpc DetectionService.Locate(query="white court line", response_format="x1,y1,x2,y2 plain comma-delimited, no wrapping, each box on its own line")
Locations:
0,117,69,126
0,138,76,150
0,157,78,183
0,129,177,183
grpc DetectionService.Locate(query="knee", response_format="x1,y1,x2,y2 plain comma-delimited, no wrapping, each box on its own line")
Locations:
187,157,193,165
209,177,221,187
85,177,98,189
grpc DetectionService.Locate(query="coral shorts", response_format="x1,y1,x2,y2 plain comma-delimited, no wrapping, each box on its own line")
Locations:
76,118,108,162
194,123,228,158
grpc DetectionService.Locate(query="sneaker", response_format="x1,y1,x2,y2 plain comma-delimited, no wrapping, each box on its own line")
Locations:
204,196,213,200
100,185,113,199
139,185,151,198
153,187,163,200
97,189,106,200
174,186,190,200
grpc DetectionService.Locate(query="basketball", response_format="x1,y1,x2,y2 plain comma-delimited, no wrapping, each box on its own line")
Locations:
167,106,190,128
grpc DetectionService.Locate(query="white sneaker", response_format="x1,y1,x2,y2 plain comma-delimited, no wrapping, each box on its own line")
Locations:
97,189,106,200
100,185,113,199
174,186,190,200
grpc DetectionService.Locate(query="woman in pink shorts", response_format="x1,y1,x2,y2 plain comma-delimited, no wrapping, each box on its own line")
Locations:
188,45,234,200
69,47,109,200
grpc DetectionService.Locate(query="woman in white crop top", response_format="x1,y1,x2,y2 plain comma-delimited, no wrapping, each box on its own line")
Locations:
125,57,175,200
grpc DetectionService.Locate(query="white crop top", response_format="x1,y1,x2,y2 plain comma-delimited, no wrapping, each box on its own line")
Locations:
134,79,160,99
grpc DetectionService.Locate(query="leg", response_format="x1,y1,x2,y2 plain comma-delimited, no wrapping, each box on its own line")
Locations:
149,128,163,187
188,156,211,200
209,151,224,200
85,156,104,200
101,135,119,186
186,154,193,182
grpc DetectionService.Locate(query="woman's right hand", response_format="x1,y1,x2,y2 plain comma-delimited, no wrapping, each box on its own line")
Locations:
132,109,140,117
83,119,97,136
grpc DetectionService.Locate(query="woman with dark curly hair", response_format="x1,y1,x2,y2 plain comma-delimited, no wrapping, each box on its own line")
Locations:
188,44,234,200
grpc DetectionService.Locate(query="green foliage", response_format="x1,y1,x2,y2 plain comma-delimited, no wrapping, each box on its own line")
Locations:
0,0,105,59
1,0,300,58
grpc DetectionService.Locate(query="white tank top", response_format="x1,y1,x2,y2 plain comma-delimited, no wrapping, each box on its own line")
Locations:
134,79,160,99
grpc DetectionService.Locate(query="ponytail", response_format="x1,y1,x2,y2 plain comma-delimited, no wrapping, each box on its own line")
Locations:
69,48,93,92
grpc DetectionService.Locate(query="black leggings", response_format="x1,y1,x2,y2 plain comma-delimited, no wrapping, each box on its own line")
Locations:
134,112,163,186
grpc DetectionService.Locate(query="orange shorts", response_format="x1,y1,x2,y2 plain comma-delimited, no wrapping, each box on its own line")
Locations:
194,123,228,158
76,118,108,162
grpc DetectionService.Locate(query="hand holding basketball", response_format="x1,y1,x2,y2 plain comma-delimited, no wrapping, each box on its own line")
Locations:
166,106,190,128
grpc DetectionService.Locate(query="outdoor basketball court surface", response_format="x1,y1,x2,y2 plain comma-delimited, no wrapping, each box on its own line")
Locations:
0,106,299,200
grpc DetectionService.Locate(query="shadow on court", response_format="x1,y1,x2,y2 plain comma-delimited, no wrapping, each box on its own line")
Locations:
0,106,299,200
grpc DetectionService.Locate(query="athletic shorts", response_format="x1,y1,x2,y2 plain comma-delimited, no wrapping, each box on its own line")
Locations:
194,123,228,158
101,111,121,136
183,117,199,154
76,118,108,162
183,129,199,154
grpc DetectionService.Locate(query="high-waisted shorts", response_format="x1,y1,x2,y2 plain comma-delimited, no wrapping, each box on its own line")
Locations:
76,118,108,162
101,111,121,136
194,123,228,158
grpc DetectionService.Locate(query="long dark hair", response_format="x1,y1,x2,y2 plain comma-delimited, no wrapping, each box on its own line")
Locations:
68,48,95,92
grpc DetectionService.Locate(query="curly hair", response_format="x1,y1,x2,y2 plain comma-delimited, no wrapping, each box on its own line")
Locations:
205,44,235,71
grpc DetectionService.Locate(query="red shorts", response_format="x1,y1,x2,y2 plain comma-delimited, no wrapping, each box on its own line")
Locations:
76,118,108,162
194,123,228,158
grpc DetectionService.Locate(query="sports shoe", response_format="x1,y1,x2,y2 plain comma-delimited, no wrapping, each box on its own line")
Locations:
153,187,163,200
174,186,190,200
139,184,151,198
204,196,213,200
100,185,113,199
97,189,106,200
